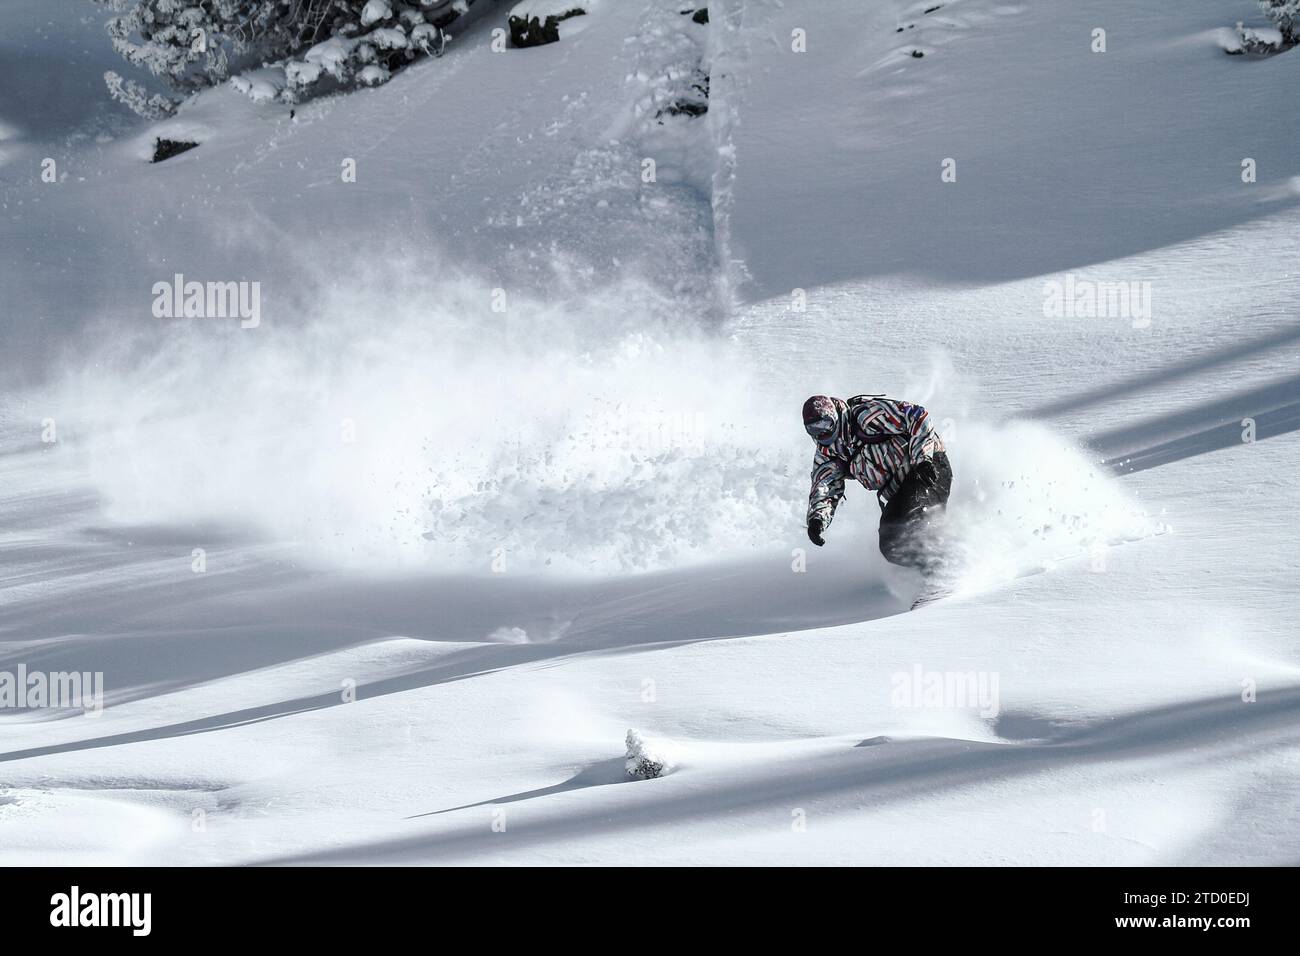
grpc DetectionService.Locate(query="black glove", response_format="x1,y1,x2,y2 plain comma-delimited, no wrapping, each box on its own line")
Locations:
807,517,825,547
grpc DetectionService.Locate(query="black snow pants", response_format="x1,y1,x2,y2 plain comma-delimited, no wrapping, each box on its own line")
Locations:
878,451,952,571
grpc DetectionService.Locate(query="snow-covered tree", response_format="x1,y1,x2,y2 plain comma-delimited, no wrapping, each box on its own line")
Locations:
103,70,181,120
94,1,309,115
94,1,476,117
1259,0,1300,42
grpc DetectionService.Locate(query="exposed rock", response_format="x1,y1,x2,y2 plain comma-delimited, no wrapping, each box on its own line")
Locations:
656,68,709,120
151,138,199,163
508,5,587,48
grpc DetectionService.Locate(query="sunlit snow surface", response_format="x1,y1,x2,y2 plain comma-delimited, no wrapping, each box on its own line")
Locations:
0,0,1298,865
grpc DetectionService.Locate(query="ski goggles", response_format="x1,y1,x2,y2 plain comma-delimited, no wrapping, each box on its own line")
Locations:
804,416,838,443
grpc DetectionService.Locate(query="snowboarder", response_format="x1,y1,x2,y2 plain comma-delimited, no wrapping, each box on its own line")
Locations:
802,394,952,573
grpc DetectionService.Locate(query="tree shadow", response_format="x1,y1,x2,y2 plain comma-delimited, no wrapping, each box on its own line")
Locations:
408,758,630,819
1085,372,1300,473
1027,321,1300,423
0,545,908,746
253,686,1300,864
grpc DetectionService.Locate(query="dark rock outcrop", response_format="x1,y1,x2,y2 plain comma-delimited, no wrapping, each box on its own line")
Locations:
151,138,199,163
508,6,587,48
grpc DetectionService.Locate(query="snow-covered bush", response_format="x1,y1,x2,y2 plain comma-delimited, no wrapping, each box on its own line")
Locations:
230,66,289,103
624,729,679,780
93,0,473,117
1223,22,1288,55
95,0,316,115
1259,1,1300,43
256,3,458,104
103,69,180,120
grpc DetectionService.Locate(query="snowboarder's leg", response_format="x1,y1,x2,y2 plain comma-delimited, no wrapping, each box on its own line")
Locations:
878,452,952,571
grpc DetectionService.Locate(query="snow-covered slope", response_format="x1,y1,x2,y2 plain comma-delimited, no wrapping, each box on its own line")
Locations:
1,0,1298,865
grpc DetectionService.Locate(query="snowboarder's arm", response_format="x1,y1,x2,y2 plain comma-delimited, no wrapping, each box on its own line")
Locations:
904,402,943,466
807,450,846,532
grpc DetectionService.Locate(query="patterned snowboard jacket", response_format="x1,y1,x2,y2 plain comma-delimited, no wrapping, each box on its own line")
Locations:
806,395,945,529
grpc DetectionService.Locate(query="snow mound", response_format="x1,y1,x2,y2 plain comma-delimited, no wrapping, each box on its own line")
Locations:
361,0,393,28
229,68,287,104
304,37,359,79
624,728,679,779
510,1,599,20
130,119,216,162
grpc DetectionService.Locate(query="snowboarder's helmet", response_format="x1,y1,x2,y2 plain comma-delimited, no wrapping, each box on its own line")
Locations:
802,395,839,445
